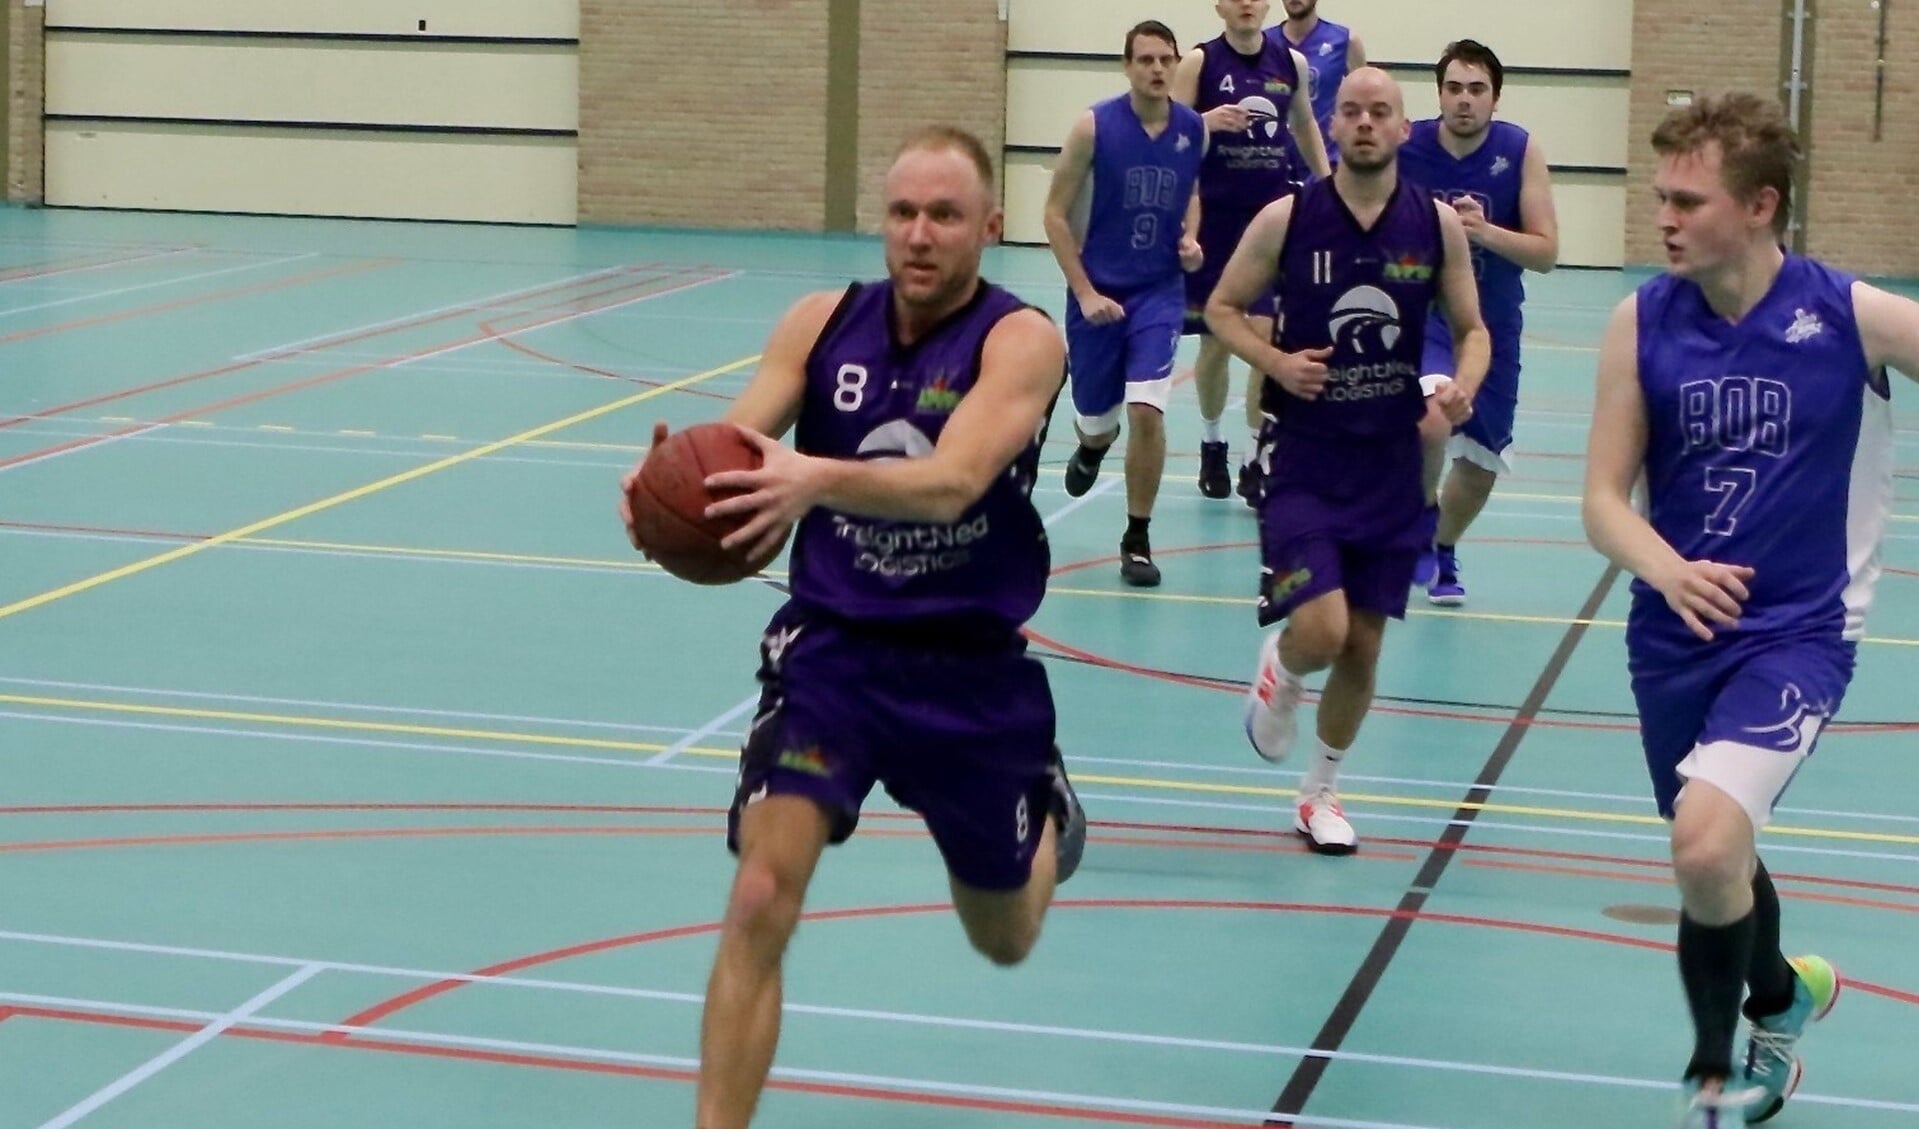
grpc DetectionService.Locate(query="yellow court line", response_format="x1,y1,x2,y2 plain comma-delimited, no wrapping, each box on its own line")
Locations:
0,694,675,756
0,353,760,623
4,691,1913,846
1071,772,1919,847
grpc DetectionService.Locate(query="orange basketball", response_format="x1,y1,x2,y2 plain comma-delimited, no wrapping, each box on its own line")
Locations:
627,423,788,585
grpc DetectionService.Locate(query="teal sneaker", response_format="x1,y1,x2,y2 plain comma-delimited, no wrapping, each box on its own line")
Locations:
1742,954,1840,1123
1681,1077,1761,1128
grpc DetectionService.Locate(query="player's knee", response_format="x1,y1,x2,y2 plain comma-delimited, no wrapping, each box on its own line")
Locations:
1126,401,1165,431
1669,795,1755,895
1285,621,1345,669
724,858,807,948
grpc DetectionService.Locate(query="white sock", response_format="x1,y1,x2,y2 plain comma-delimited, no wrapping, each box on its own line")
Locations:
1300,737,1348,796
1200,417,1222,444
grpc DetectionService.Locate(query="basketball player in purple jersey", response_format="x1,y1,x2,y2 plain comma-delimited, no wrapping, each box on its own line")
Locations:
1398,39,1560,606
1206,69,1488,853
1174,0,1329,504
1044,21,1205,586
620,127,1086,1129
1271,0,1366,171
1585,94,1919,1127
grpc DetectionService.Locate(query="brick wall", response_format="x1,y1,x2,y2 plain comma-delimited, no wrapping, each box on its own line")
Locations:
1803,0,1918,278
7,0,44,203
1629,0,1919,276
578,0,831,229
854,1,1006,231
580,0,1006,232
1625,0,1783,265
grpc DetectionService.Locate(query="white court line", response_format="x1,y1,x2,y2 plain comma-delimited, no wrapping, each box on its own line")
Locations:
0,252,317,320
0,247,199,288
231,267,632,361
646,694,760,766
0,425,164,476
32,964,322,1129
2,984,1914,1120
1040,472,1123,528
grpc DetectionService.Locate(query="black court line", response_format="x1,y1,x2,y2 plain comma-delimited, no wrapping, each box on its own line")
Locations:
1265,563,1622,1125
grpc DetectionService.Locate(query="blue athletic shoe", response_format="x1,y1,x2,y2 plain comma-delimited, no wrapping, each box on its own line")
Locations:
1410,506,1440,587
1427,546,1465,607
1742,954,1840,1123
1412,544,1439,588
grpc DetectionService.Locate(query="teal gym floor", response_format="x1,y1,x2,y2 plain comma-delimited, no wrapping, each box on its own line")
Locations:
1,207,1916,1128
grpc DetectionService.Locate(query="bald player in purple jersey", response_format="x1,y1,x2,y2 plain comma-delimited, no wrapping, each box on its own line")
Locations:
1206,68,1487,854
1173,0,1329,504
620,126,1086,1129
1584,93,1919,1128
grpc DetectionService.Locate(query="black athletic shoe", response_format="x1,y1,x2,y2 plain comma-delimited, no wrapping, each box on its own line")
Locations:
1236,460,1261,510
1064,444,1107,497
1198,440,1231,499
1119,534,1161,587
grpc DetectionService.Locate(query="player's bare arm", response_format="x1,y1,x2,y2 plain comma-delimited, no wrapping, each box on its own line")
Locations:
1180,181,1205,272
1462,138,1559,273
708,310,1066,556
1287,50,1331,179
1347,33,1367,71
1581,296,1752,641
1204,196,1330,397
1433,203,1490,416
1041,112,1122,324
1853,280,1919,381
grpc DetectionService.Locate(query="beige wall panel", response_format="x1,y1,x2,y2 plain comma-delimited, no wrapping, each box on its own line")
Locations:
46,36,577,129
1010,60,1627,170
46,122,577,223
1005,152,1624,268
45,0,577,37
1008,0,1627,70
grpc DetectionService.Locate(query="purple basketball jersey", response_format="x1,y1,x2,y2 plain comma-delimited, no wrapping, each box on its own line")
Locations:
1267,177,1446,438
789,281,1050,633
1194,34,1301,205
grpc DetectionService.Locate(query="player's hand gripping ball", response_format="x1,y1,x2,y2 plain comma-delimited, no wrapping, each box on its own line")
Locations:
624,422,788,584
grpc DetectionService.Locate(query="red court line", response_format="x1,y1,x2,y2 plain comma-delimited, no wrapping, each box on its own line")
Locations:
0,263,635,432
0,269,717,472
0,257,401,349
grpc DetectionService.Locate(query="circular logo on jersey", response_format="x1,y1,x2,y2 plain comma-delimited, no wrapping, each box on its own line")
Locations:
1328,285,1402,355
1239,95,1282,139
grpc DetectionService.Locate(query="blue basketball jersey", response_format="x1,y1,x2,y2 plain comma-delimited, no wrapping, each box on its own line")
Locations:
1270,18,1352,165
790,281,1051,632
1398,119,1530,338
1267,177,1445,439
1628,256,1894,659
1076,95,1206,293
1194,34,1301,204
